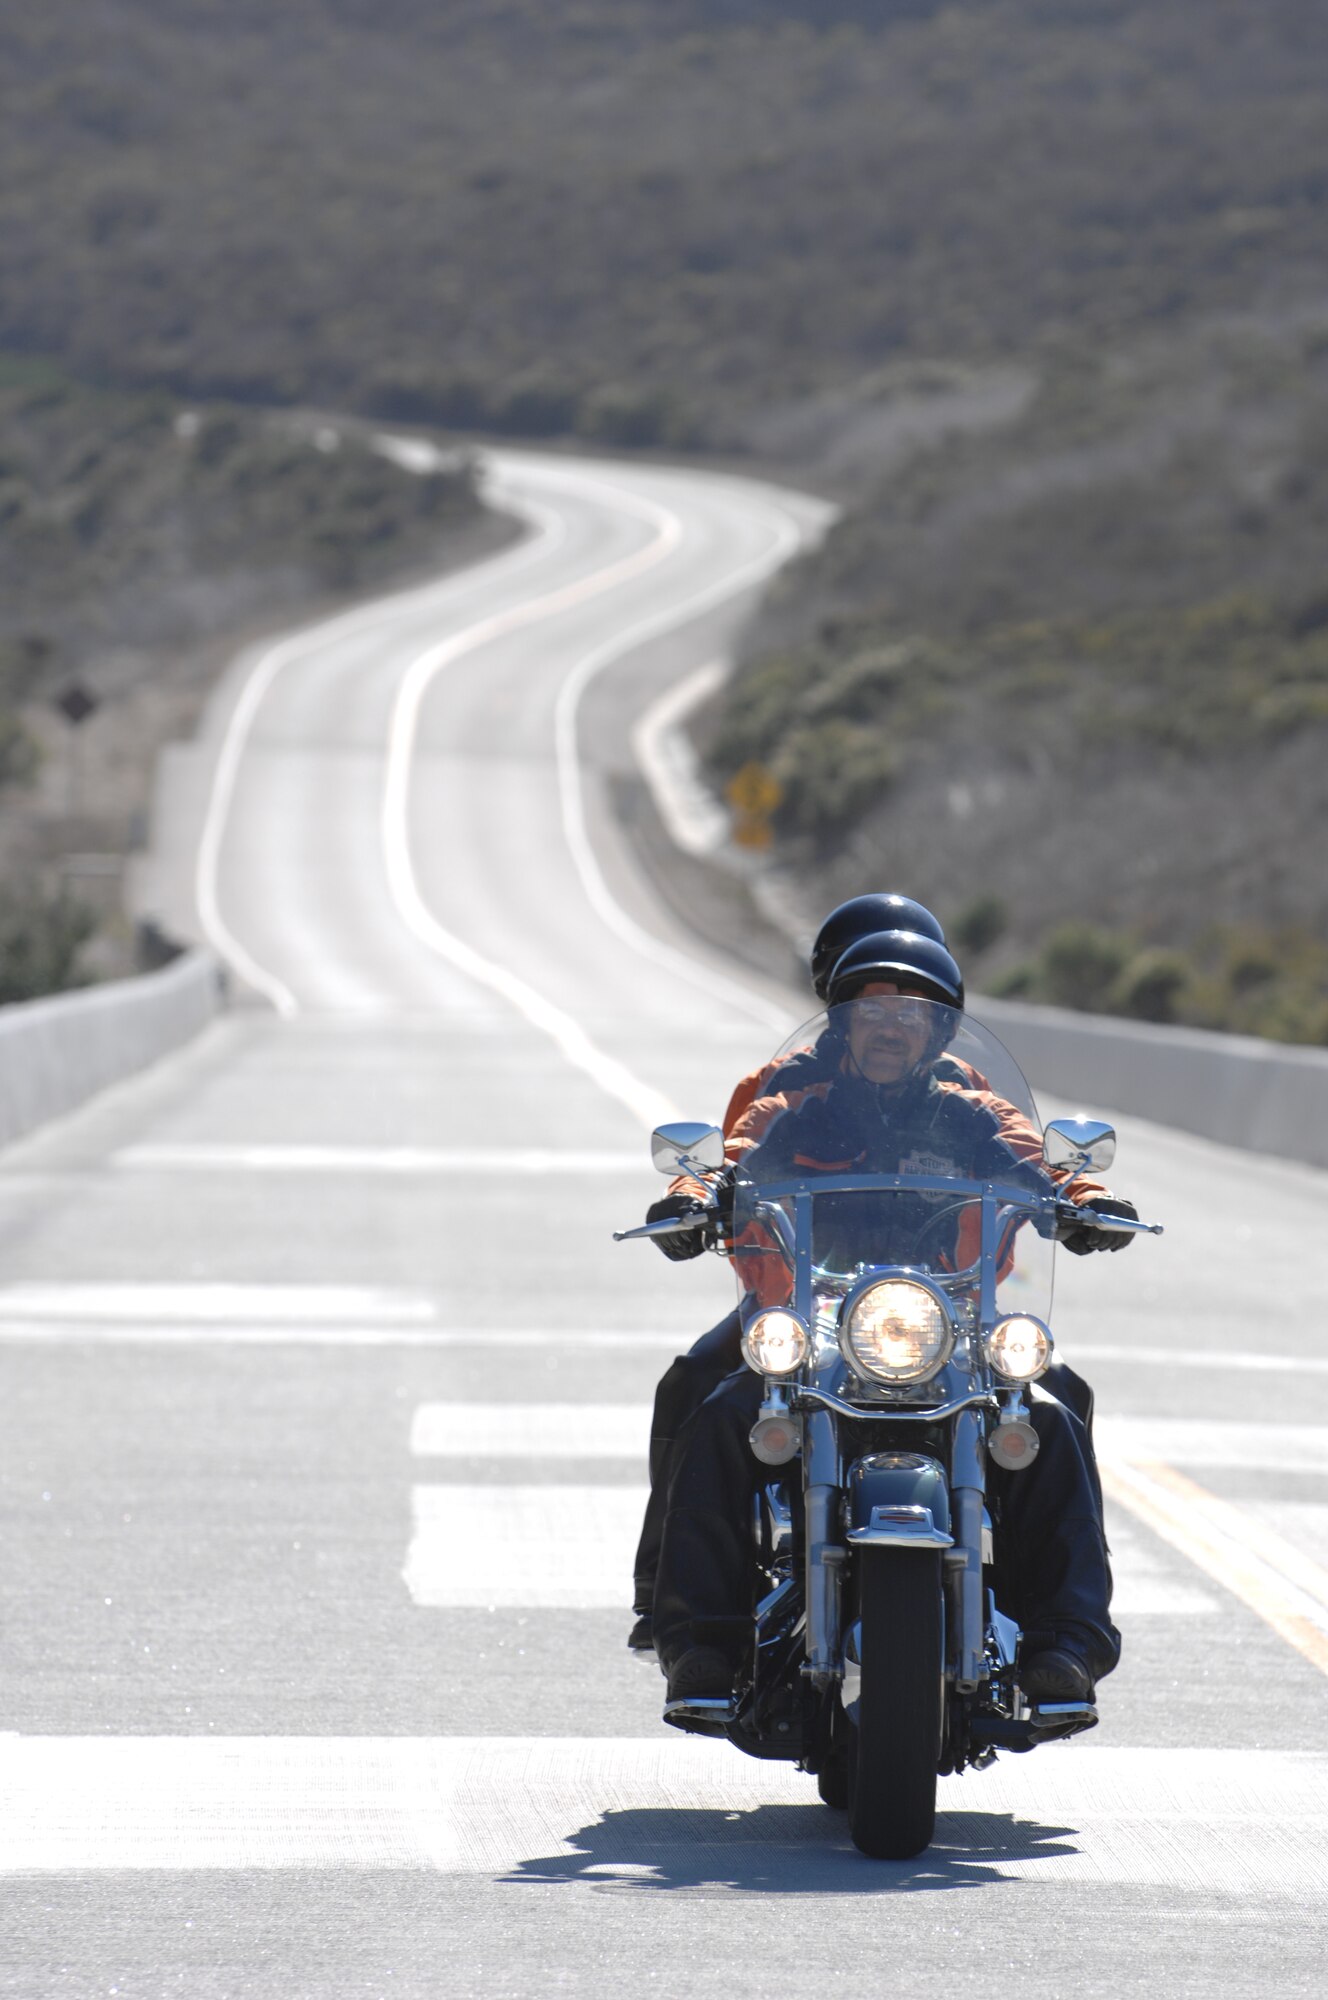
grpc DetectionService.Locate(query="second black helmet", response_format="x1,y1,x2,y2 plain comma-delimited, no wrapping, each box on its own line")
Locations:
810,894,945,1002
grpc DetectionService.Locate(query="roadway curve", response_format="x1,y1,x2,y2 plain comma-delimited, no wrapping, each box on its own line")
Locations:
0,449,1324,1996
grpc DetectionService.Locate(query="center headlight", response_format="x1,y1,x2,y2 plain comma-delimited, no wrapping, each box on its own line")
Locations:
741,1309,810,1377
841,1277,954,1384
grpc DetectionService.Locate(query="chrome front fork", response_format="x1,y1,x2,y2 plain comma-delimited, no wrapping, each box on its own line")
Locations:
949,1406,988,1691
801,1405,990,1695
802,1408,843,1691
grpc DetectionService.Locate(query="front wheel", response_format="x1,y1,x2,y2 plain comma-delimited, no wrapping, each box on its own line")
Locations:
847,1548,944,1859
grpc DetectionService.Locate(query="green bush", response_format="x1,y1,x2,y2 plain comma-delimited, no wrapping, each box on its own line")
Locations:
1110,948,1191,1023
951,894,1009,957
1039,923,1132,1011
0,710,40,789
0,889,96,1005
771,717,896,844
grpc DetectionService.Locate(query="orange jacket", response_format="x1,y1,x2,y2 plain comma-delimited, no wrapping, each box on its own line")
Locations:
671,1041,995,1200
714,1066,1111,1308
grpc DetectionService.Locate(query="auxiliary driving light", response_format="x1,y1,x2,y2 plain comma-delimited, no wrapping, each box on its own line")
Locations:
985,1314,1054,1383
741,1309,810,1377
988,1417,1041,1471
840,1276,954,1385
749,1414,802,1466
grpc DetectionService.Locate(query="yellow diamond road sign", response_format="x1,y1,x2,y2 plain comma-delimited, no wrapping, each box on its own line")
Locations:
725,762,783,818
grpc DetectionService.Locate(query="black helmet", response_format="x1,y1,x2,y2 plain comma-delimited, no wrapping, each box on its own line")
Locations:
826,928,965,1011
810,894,945,1002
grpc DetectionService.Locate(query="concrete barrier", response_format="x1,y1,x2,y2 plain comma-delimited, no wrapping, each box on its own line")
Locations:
972,992,1328,1171
0,950,223,1151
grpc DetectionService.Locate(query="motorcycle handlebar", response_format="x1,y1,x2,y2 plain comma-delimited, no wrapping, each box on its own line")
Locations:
612,1212,714,1244
1056,1202,1164,1237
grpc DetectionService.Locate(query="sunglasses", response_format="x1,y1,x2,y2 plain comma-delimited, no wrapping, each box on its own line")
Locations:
853,996,932,1026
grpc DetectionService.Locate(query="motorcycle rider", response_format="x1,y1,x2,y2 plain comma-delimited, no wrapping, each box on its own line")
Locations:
651,927,1136,1712
629,893,956,1650
630,897,1098,1653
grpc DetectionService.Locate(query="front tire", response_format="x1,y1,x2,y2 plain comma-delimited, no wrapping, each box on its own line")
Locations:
847,1548,943,1859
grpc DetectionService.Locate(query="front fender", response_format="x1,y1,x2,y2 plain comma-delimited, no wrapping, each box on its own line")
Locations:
845,1451,953,1550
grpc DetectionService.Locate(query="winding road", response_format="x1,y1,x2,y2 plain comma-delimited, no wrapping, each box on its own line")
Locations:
0,448,1324,1997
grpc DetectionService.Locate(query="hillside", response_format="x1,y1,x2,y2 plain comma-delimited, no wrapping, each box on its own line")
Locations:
704,317,1328,1040
2,4,1325,447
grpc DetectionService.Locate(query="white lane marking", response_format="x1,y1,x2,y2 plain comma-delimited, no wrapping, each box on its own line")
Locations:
407,1405,1328,1477
0,1303,690,1350
400,1463,1202,1615
1098,1418,1328,1475
1104,1517,1219,1614
631,659,730,856
381,484,686,1132
2,1740,1325,1890
1071,1341,1328,1378
0,1325,683,1349
411,1403,647,1459
0,1283,437,1324
1103,1460,1328,1677
402,1486,642,1607
112,1144,647,1175
195,499,567,1016
548,467,808,1037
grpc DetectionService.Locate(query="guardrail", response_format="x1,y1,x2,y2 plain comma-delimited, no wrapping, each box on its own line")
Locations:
973,992,1328,1171
0,949,223,1152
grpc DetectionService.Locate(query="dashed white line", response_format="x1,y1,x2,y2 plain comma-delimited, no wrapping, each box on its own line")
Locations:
2,1738,1325,1891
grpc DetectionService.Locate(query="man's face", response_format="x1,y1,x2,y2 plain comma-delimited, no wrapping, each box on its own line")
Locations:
844,980,934,1086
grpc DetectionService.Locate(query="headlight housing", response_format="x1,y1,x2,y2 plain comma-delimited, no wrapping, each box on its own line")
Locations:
985,1313,1053,1383
741,1309,810,1377
840,1276,954,1385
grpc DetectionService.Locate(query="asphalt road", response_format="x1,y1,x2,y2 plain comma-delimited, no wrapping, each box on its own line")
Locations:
1,449,1325,1998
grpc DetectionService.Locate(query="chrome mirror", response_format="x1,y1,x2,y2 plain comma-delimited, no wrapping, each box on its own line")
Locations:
651,1121,725,1175
1043,1117,1116,1174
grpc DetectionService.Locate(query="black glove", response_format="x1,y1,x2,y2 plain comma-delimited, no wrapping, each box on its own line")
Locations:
1059,1195,1139,1255
645,1193,712,1262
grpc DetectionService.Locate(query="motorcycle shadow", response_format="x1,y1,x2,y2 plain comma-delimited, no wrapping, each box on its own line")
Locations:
502,1804,1081,1895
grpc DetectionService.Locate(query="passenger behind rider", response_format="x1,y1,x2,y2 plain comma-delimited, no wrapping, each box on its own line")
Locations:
629,894,1098,1654
649,927,1137,1713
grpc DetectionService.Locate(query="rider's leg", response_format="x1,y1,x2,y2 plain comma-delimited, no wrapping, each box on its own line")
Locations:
631,1307,744,1624
651,1369,764,1690
989,1391,1119,1691
1043,1355,1095,1437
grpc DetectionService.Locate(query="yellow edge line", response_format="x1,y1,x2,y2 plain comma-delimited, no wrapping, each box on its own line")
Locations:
1101,1458,1328,1680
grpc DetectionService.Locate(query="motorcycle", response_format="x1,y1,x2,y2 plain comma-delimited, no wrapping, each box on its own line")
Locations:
615,998,1161,1860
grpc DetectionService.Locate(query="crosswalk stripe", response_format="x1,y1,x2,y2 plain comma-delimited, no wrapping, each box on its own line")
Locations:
1096,1417,1328,1474
411,1403,647,1458
1,1739,1324,1889
403,1486,638,1607
400,1479,1209,1615
408,1406,1328,1478
1103,1461,1328,1677
1071,1341,1328,1378
113,1144,649,1174
0,1283,438,1324
0,1290,696,1350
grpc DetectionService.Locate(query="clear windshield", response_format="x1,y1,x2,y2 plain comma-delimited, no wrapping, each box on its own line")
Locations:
730,1001,1055,1331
